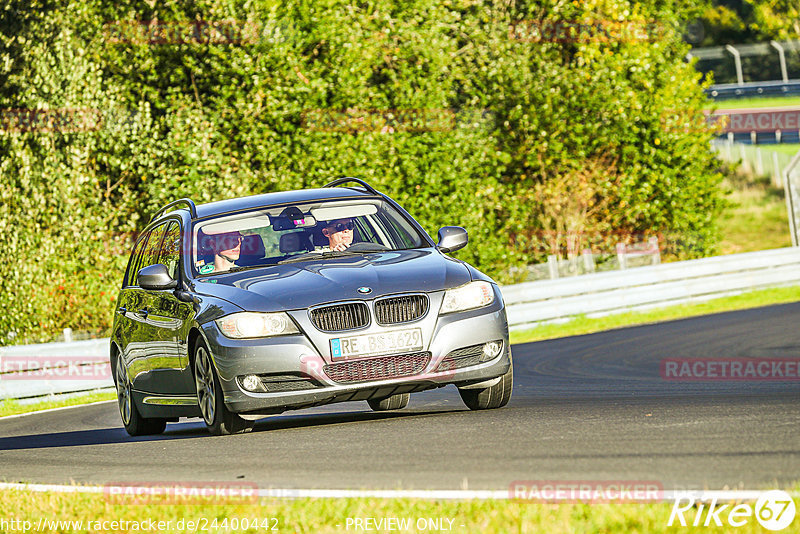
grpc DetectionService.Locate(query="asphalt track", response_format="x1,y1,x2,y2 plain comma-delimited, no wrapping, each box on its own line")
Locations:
1,303,799,491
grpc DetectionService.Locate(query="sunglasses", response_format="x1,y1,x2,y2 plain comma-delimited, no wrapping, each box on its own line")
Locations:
327,221,355,233
217,235,243,248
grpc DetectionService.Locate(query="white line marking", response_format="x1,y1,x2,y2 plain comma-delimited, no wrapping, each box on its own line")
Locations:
0,482,795,501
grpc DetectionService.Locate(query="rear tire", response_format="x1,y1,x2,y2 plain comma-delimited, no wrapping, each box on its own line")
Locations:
193,340,253,436
115,355,167,436
458,355,513,410
367,393,410,411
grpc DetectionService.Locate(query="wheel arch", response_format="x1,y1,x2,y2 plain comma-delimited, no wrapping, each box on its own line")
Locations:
109,342,121,385
187,325,216,373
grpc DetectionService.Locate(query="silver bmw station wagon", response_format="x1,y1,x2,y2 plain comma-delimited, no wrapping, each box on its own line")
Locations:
111,178,512,435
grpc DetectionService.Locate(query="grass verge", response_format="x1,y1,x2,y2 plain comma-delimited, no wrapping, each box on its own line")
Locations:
0,487,797,533
509,285,800,345
717,171,791,255
706,96,800,109
0,390,115,418
768,143,800,157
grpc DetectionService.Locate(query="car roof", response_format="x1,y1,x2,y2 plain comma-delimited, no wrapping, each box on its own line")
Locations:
159,186,380,222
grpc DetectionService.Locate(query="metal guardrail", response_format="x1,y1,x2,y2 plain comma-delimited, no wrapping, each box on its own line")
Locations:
689,39,800,95
2,247,800,400
0,339,111,401
503,247,800,331
705,79,800,100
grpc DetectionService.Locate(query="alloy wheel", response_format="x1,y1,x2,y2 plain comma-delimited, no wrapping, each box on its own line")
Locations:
115,356,131,426
194,346,216,425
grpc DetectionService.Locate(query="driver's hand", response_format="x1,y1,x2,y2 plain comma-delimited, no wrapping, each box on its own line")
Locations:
332,242,350,252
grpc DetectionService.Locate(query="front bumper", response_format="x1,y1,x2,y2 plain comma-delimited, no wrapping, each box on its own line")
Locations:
201,287,510,415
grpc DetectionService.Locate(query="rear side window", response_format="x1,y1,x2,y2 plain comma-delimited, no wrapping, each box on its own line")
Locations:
124,233,149,287
125,223,167,287
142,224,167,270
158,221,182,280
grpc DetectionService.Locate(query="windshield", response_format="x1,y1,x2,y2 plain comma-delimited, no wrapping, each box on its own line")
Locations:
191,198,428,275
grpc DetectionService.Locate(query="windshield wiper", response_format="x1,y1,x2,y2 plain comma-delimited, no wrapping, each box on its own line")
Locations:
277,250,362,265
221,264,276,274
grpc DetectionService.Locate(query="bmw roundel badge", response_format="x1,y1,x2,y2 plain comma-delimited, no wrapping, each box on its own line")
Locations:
357,286,372,294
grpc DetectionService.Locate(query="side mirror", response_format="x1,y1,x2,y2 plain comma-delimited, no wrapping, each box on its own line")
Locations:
437,226,468,253
138,264,178,290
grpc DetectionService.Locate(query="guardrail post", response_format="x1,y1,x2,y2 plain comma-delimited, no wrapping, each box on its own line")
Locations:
567,256,579,276
649,237,660,265
770,41,789,83
616,243,627,269
739,144,748,170
63,328,73,343
773,151,781,187
547,255,559,279
582,249,595,273
725,44,744,86
726,132,734,160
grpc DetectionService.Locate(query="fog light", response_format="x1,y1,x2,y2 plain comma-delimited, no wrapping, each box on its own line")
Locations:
242,375,261,392
481,341,503,361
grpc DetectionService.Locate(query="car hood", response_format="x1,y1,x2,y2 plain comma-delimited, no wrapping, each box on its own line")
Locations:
192,249,473,312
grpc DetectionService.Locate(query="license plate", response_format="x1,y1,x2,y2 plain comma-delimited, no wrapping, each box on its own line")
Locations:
330,328,423,360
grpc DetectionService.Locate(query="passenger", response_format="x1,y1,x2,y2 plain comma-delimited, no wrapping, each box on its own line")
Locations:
321,218,354,251
210,231,242,272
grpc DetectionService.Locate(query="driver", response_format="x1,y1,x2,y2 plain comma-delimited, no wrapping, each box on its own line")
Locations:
210,231,242,272
321,218,354,251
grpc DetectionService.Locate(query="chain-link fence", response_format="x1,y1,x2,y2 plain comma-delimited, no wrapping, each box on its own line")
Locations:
785,150,800,246
712,138,798,187
507,239,661,282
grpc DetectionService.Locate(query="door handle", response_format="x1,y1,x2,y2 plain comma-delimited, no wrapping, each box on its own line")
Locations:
117,307,127,315
136,308,149,318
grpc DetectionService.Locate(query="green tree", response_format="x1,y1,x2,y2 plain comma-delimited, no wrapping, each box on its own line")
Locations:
0,0,725,343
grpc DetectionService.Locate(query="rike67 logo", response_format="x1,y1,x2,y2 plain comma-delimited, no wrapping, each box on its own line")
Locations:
669,490,796,531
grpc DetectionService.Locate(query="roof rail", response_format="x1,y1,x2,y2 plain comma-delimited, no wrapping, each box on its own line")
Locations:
150,198,198,222
323,177,381,196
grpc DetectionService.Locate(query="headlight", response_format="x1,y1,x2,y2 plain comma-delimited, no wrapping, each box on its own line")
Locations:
440,281,495,314
216,312,300,339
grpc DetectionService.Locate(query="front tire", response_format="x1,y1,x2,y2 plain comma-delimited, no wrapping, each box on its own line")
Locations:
115,355,167,436
193,340,253,435
367,393,410,411
458,354,513,410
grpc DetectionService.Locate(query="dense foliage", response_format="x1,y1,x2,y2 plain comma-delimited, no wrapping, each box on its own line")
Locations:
0,0,723,343
695,0,799,45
